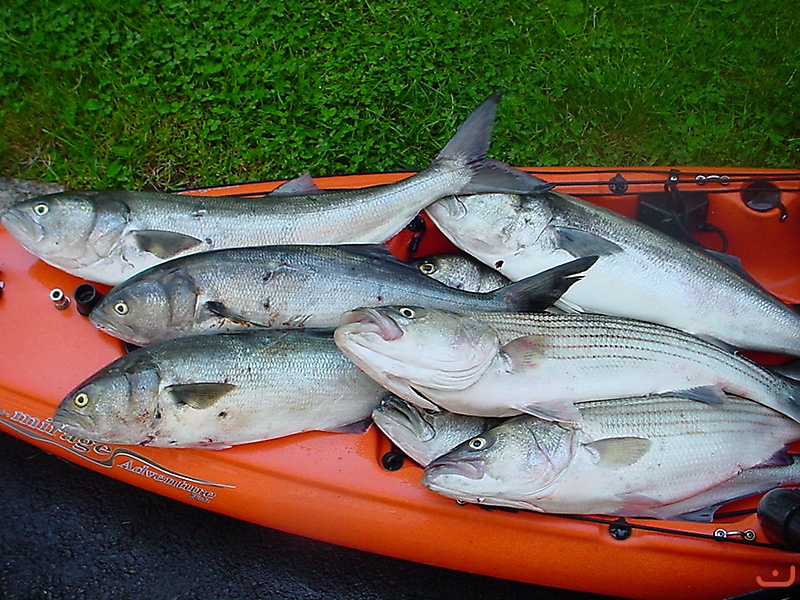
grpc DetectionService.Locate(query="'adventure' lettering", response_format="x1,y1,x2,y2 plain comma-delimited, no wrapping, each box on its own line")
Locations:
1,409,231,503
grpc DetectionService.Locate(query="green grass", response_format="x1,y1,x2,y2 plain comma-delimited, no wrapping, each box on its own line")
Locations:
0,0,798,190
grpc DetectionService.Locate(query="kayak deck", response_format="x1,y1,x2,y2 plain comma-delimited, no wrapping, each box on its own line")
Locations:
1,167,799,600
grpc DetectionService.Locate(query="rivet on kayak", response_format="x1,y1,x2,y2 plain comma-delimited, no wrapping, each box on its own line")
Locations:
74,283,104,316
380,450,405,471
609,518,632,541
49,288,70,310
608,173,628,195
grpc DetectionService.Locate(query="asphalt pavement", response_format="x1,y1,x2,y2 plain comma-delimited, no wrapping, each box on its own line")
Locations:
0,430,615,600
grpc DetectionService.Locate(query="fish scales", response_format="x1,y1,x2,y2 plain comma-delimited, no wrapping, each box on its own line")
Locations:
3,94,553,285
425,190,800,356
423,395,800,519
53,330,388,448
464,311,782,391
334,307,800,422
89,246,590,345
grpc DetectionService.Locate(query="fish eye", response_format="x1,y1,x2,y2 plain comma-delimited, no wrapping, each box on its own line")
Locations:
418,261,437,275
399,307,416,318
33,203,49,216
74,392,90,408
113,301,130,315
468,436,487,451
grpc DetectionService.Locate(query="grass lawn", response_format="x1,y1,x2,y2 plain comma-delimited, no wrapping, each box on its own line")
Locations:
0,0,798,190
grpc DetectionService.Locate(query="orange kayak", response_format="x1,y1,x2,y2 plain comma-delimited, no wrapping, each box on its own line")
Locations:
1,167,799,600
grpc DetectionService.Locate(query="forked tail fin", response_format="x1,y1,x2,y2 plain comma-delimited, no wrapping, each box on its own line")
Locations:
494,256,599,312
434,93,553,196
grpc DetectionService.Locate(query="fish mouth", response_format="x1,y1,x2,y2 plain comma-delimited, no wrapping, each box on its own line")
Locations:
53,407,97,437
338,308,404,341
374,396,436,442
426,455,485,480
1,207,43,243
89,310,140,345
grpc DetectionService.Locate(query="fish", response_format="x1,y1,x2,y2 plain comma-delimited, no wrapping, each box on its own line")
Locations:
422,394,800,520
1,94,552,285
52,330,388,449
88,245,596,346
412,253,511,293
372,395,499,467
333,307,800,423
424,189,800,356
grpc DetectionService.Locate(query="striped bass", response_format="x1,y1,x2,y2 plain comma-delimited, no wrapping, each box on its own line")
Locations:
423,394,800,520
333,307,800,423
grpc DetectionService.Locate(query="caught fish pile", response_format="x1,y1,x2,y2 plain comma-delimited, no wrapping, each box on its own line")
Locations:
3,92,800,524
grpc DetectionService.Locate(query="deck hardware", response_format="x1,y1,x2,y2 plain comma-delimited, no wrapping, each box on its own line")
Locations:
380,449,405,472
49,288,70,310
406,215,427,257
609,518,633,540
742,181,788,221
74,283,104,316
713,528,756,542
608,173,628,195
695,174,731,185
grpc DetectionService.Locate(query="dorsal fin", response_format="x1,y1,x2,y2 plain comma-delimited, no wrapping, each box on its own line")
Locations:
268,173,324,197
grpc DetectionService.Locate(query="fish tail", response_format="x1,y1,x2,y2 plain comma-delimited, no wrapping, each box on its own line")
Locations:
494,256,599,312
434,93,553,196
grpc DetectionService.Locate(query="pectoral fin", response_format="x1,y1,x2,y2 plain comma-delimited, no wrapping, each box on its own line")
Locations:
585,437,651,467
672,385,727,405
500,336,547,369
205,301,268,327
556,227,623,258
167,382,236,409
133,230,203,259
516,400,583,423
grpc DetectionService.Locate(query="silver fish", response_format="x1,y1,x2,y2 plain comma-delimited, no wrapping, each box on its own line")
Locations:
423,394,800,520
372,396,499,467
1,95,551,285
53,330,388,449
89,245,595,346
333,307,800,423
425,190,800,356
412,253,511,293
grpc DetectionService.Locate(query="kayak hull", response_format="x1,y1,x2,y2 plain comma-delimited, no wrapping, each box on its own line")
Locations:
2,167,800,600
